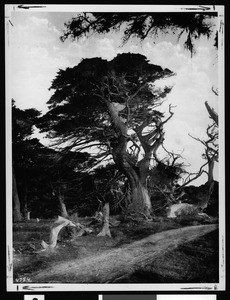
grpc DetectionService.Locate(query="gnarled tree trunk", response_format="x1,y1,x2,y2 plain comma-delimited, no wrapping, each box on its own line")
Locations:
105,98,152,219
112,135,152,219
105,99,173,220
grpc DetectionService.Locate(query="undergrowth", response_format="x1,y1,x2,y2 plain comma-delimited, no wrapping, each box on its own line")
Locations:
12,217,218,283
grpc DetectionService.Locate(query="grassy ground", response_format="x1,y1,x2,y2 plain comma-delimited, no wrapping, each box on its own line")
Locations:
115,230,219,283
12,216,219,283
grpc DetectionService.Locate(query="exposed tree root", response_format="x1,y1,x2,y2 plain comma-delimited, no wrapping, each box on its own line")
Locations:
41,216,76,250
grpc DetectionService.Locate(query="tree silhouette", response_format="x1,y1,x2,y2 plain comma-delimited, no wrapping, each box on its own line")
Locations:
12,100,41,221
38,53,175,220
189,121,218,209
61,12,217,55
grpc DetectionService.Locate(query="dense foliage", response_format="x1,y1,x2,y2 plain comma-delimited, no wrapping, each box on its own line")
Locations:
61,12,217,55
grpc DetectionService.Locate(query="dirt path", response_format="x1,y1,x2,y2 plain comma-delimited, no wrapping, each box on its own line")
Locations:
30,223,218,283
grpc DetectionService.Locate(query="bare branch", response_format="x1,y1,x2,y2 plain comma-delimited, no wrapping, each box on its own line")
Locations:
161,144,186,168
162,104,176,125
178,160,209,189
211,86,218,96
188,133,206,146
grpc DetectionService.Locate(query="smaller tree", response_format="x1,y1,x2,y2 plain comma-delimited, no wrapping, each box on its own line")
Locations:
188,121,218,209
34,148,91,218
12,100,41,221
48,151,90,218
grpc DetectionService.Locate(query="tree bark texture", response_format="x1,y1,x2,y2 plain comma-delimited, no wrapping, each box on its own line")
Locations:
112,145,152,219
106,99,173,219
32,224,218,283
97,202,111,237
205,159,215,211
200,160,215,210
208,159,215,183
107,101,152,218
13,168,22,222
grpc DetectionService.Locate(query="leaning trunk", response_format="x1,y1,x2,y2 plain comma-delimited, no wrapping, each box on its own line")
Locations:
204,159,215,210
97,202,111,237
22,180,28,220
199,159,215,210
13,168,22,222
58,190,68,218
208,159,215,183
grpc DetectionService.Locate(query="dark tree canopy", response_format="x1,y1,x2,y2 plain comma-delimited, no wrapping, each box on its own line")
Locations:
61,12,217,55
38,53,173,159
12,99,40,144
12,101,93,218
12,101,43,220
38,53,175,218
12,100,42,172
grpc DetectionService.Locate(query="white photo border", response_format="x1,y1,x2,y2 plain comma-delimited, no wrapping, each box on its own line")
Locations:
5,4,225,292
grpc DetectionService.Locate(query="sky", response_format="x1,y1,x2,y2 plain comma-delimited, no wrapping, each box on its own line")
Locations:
7,6,221,186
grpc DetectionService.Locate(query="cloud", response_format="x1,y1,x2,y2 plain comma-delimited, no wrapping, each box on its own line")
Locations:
9,15,74,114
96,38,118,60
28,16,60,35
29,16,50,26
11,15,61,47
10,70,53,112
148,41,216,125
192,46,212,71
9,43,73,114
11,45,71,75
56,37,120,68
8,14,219,185
143,41,188,72
27,16,61,36
140,41,218,184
